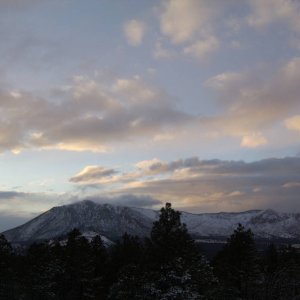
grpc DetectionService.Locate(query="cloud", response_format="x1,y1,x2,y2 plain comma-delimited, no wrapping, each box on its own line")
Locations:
0,191,27,199
70,156,300,213
70,166,117,184
240,133,267,148
0,190,161,232
157,0,222,60
0,75,196,153
135,157,202,175
88,194,162,208
204,57,300,140
247,0,300,32
282,181,300,188
183,36,219,60
0,190,69,229
285,115,300,131
3,156,300,231
159,0,220,44
153,40,177,59
123,19,146,46
123,157,300,212
6,56,300,153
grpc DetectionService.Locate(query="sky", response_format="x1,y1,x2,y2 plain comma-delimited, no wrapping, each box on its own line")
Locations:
1,0,300,231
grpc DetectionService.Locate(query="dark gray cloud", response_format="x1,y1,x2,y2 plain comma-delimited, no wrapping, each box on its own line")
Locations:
71,156,300,213
85,194,162,208
136,156,300,177
0,191,28,199
0,190,71,232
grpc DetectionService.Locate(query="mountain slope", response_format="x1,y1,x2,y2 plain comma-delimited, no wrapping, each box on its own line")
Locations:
3,200,300,243
3,200,154,243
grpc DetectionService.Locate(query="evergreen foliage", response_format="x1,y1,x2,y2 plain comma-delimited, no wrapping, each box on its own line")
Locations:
0,234,15,299
213,223,262,299
0,205,299,299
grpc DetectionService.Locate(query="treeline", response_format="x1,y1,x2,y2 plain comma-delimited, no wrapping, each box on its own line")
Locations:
0,203,299,300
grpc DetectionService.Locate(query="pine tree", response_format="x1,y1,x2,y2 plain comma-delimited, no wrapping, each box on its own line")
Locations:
63,229,94,300
90,235,107,299
150,202,195,265
266,245,300,300
213,224,262,299
110,203,217,299
24,242,59,300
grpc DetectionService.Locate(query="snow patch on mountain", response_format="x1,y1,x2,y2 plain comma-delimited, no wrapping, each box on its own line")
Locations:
2,200,300,243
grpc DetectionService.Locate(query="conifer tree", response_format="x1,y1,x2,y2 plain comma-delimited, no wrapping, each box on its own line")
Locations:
63,229,94,300
213,224,262,299
90,235,107,299
150,202,195,265
110,203,217,299
25,242,60,300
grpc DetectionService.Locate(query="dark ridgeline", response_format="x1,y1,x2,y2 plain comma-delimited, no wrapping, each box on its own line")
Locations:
0,203,299,300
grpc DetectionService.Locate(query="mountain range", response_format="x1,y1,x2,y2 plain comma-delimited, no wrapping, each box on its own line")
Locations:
3,200,300,244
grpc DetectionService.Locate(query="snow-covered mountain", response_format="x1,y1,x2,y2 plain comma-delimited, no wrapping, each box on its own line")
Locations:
2,200,300,243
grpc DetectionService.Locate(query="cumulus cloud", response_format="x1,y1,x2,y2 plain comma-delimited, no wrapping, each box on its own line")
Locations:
0,75,195,153
123,19,146,46
156,0,300,60
156,0,222,60
247,0,300,32
160,0,220,44
204,57,300,140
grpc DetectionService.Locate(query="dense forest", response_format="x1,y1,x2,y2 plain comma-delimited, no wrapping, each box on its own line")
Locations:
0,203,299,300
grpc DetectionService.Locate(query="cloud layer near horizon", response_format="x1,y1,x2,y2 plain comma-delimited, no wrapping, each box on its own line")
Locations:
69,156,300,213
1,155,300,231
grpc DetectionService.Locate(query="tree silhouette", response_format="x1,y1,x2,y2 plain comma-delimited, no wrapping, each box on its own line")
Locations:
214,223,262,299
0,234,15,299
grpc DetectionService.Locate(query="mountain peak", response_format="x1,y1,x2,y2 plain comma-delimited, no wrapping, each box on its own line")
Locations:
2,201,300,244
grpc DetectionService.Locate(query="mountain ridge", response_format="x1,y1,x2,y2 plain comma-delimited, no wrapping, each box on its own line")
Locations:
3,200,300,244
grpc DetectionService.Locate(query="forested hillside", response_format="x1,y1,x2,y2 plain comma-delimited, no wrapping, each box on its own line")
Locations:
0,203,299,300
